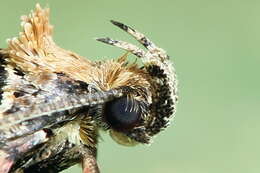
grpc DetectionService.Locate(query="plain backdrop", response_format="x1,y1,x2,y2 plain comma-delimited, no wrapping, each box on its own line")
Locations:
0,0,260,173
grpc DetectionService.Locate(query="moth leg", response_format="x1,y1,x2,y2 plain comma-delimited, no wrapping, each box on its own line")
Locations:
82,155,100,173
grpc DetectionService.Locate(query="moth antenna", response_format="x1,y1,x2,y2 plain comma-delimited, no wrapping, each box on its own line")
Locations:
110,20,157,51
96,38,146,58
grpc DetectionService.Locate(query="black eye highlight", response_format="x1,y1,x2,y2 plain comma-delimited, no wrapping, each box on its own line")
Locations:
104,97,141,131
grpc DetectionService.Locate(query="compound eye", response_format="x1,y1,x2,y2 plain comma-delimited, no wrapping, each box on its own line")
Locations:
104,97,141,131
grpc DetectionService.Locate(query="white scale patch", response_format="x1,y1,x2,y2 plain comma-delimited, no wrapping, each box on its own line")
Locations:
53,121,82,145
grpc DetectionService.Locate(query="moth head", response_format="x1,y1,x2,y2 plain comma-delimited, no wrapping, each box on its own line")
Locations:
97,51,177,146
93,20,178,146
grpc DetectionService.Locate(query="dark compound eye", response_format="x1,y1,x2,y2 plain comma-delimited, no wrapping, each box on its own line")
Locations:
104,97,141,131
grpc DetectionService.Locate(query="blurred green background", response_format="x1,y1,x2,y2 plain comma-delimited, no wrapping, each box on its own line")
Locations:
1,0,260,173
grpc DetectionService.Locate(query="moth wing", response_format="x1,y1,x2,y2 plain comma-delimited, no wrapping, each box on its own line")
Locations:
0,52,94,173
0,4,109,173
0,4,97,141
0,58,92,141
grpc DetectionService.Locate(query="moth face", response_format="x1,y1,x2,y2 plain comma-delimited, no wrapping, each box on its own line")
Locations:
93,57,176,145
90,65,154,146
90,21,178,146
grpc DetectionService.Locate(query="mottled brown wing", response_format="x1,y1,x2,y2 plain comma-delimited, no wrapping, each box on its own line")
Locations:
0,4,98,142
0,4,123,173
0,58,93,141
0,5,102,173
0,57,96,173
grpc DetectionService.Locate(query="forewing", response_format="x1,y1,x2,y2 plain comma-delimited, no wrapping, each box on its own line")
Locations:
0,4,97,141
0,57,92,141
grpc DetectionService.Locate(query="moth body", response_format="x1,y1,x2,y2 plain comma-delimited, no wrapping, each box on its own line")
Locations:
0,4,178,173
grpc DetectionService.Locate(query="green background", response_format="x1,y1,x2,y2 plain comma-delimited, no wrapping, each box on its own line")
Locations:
1,0,260,173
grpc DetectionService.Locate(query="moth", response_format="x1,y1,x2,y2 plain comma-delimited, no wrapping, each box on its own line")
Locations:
0,4,178,173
